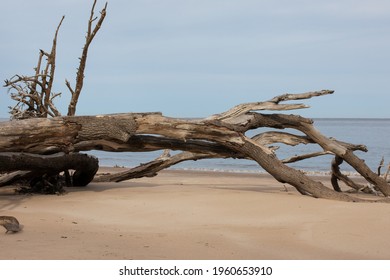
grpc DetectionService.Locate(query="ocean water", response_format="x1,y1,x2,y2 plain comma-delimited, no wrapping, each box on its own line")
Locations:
1,118,389,175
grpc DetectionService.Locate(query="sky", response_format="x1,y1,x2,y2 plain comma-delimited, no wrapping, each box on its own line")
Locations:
0,0,389,118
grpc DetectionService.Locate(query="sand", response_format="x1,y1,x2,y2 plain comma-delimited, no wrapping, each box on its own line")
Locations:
1,168,390,260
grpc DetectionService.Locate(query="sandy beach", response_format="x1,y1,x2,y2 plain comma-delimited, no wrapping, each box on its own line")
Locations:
1,168,390,260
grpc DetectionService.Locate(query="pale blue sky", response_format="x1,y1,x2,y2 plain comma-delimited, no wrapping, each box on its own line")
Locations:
1,0,389,118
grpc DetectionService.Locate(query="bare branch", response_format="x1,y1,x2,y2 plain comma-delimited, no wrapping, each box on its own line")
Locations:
209,90,334,121
282,151,332,164
3,16,64,119
67,1,108,116
252,131,313,146
94,150,215,182
378,156,385,176
43,16,65,117
65,79,75,96
330,155,375,194
268,89,334,103
384,163,390,182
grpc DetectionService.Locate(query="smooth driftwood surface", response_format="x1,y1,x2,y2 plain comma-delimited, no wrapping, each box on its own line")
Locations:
1,90,389,202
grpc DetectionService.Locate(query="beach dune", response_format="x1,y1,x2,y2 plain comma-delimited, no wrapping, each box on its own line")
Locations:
1,169,390,260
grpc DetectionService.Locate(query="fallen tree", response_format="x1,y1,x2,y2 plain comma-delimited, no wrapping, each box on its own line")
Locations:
1,1,389,202
1,90,390,202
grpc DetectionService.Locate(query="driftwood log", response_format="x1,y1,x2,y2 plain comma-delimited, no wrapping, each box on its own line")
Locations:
1,90,389,202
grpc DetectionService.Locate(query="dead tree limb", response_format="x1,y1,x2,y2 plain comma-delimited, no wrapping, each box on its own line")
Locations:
0,171,31,187
252,131,314,146
208,90,334,121
378,157,385,176
94,150,215,182
384,164,390,182
282,151,332,164
330,155,372,193
4,16,64,119
66,0,108,116
331,155,343,192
